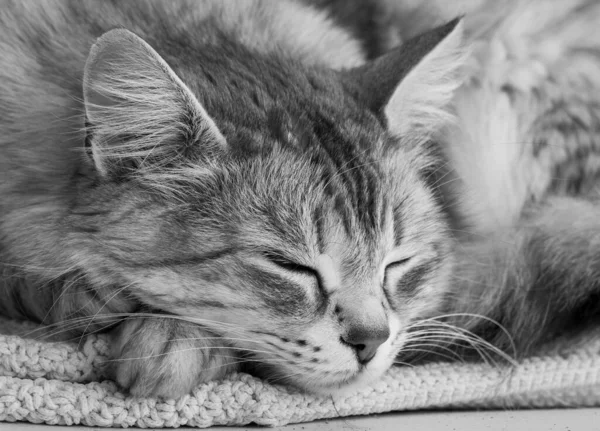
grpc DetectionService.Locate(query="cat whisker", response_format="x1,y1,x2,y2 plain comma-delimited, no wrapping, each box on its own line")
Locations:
398,346,464,364
100,346,285,363
0,260,76,275
24,312,251,341
400,336,469,357
263,367,320,386
37,311,240,330
430,175,462,191
403,336,490,364
25,315,121,340
407,312,517,357
404,326,514,364
392,360,415,368
76,281,139,349
403,327,515,367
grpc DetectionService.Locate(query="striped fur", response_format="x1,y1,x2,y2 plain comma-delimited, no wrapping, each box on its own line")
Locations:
1,0,600,400
0,0,460,397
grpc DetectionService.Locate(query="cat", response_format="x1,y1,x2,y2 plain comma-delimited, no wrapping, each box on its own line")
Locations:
1,0,600,399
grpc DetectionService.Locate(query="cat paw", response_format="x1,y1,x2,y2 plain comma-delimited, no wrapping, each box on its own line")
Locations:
107,317,238,398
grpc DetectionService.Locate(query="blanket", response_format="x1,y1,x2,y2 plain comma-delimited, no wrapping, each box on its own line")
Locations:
0,316,599,428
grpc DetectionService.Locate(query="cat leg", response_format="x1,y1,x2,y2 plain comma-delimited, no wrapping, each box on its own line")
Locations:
108,317,238,398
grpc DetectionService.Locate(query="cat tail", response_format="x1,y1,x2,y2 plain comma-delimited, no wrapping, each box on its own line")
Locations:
445,195,600,359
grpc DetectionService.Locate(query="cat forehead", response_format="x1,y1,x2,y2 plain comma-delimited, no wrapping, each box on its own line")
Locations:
173,46,379,144
180,46,345,105
220,99,387,169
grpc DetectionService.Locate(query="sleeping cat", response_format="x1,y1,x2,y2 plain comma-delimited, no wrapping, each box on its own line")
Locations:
1,0,600,398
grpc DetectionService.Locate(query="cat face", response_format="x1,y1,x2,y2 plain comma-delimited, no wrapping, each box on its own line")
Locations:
81,139,452,391
70,20,465,392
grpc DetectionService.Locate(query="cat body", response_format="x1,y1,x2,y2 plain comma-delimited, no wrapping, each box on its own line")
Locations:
1,0,599,398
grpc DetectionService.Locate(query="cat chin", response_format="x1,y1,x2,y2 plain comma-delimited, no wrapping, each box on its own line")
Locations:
304,365,391,397
284,315,404,396
295,350,397,397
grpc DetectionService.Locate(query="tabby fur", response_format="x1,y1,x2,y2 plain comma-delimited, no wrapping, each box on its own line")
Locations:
0,0,599,398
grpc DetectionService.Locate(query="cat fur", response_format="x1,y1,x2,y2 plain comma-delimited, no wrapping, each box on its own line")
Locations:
0,0,599,399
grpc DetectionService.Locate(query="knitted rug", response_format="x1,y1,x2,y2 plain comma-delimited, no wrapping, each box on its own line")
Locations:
0,317,599,428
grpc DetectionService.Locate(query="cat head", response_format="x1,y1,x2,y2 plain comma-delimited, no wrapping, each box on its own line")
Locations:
70,19,466,393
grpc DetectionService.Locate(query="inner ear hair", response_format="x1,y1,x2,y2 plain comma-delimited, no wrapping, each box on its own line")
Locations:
345,19,468,139
82,28,226,178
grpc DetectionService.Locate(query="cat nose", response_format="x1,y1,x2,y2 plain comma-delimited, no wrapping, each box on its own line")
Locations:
342,324,390,364
336,296,390,364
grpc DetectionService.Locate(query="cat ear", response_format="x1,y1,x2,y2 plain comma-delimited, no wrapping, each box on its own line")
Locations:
347,19,467,138
83,29,226,177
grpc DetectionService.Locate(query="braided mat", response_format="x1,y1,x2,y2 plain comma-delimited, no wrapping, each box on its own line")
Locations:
0,317,599,428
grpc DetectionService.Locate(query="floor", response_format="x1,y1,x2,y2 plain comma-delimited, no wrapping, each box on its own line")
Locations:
0,409,598,431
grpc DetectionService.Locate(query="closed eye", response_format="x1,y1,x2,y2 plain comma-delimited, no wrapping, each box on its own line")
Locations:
385,257,412,272
263,251,317,276
383,257,412,287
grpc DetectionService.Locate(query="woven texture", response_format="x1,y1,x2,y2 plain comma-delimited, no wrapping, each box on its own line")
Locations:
0,317,599,428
